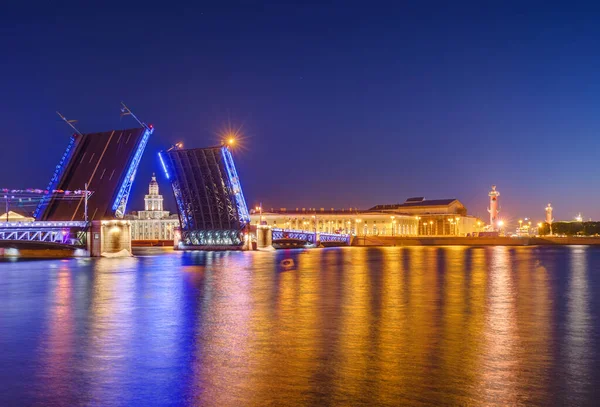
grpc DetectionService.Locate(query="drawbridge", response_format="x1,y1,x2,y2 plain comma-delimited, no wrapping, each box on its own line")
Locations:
159,144,250,249
1,105,152,250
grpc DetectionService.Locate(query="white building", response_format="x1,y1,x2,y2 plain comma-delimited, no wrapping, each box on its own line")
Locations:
250,197,483,236
126,174,179,241
0,211,34,223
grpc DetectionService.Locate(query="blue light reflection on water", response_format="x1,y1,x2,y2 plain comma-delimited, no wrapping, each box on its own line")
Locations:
0,246,599,406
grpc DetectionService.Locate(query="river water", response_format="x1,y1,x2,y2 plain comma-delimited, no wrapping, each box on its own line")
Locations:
1,246,599,406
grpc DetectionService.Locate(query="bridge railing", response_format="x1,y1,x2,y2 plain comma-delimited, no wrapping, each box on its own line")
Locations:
0,221,89,246
0,221,88,228
319,232,351,244
271,228,350,245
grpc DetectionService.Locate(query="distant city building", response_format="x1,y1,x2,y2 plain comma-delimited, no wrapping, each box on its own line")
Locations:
0,210,34,223
251,197,483,236
125,174,179,240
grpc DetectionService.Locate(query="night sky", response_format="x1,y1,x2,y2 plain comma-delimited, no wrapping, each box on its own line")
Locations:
2,2,600,225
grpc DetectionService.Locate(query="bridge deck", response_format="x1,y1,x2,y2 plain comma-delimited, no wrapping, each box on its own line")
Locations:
37,127,150,222
162,145,250,247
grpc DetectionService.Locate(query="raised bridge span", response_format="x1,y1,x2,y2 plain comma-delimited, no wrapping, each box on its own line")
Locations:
1,118,152,255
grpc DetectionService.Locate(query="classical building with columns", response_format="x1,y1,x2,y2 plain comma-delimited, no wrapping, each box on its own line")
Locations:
125,174,179,240
250,197,483,237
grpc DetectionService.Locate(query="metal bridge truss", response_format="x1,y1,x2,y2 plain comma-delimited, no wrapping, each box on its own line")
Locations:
0,221,88,246
112,127,153,218
319,232,351,244
272,228,350,245
34,135,77,219
163,146,250,247
183,230,243,247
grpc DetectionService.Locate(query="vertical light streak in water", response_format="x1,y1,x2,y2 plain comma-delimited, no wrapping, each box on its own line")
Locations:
86,257,138,405
438,246,474,405
391,246,440,405
335,247,370,404
373,247,405,403
35,264,74,403
132,253,186,403
512,248,552,404
264,248,321,405
191,252,254,407
309,247,346,405
479,246,518,406
566,246,591,403
464,247,488,402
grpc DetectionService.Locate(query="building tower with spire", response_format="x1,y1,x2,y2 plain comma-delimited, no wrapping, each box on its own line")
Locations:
488,185,500,230
126,174,179,240
144,173,164,212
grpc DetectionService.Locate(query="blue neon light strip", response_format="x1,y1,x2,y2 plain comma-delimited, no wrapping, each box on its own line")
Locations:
34,135,77,219
165,152,189,230
112,127,153,216
221,146,250,223
158,151,170,179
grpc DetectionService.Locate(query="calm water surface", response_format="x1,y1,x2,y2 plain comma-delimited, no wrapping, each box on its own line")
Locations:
1,246,600,406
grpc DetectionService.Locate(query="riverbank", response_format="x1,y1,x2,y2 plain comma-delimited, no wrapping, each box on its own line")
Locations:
352,235,600,246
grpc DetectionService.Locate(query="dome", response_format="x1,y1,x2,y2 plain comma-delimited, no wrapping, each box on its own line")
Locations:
149,173,159,195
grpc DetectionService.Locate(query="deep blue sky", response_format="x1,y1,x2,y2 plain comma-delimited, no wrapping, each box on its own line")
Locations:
2,1,600,224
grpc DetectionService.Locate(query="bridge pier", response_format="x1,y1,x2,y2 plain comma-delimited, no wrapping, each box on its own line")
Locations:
256,225,274,250
88,220,132,257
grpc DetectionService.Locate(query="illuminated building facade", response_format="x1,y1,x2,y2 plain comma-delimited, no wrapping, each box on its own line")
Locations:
252,197,483,236
0,211,34,223
126,175,179,240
